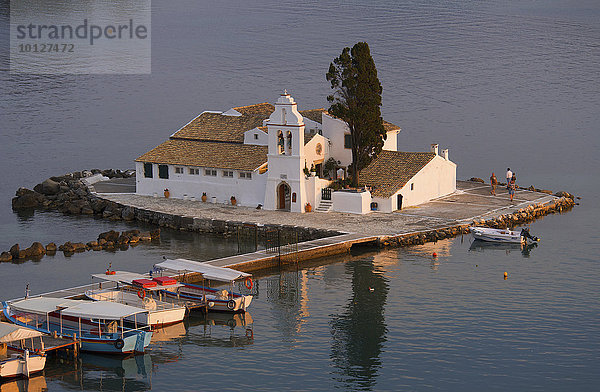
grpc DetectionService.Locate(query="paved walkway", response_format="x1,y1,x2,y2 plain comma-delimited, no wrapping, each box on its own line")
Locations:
96,180,557,237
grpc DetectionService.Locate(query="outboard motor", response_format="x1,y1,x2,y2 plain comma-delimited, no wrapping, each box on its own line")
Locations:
520,228,540,242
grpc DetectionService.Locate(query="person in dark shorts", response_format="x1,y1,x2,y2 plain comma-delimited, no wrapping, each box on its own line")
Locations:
490,172,498,195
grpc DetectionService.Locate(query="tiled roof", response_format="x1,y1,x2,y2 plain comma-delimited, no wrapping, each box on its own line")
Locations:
359,151,436,197
383,120,400,132
172,103,275,143
136,139,268,171
232,103,275,117
299,108,327,124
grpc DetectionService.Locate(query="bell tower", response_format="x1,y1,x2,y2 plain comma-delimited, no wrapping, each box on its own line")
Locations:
264,91,307,212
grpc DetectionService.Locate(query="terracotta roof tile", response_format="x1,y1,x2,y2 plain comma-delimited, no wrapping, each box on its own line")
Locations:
232,103,275,117
359,151,435,197
383,120,400,132
299,108,327,124
136,139,268,171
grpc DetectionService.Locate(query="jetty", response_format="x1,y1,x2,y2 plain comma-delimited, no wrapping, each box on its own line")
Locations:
91,179,573,273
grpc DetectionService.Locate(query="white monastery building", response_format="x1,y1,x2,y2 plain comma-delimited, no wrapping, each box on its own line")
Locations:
136,91,456,214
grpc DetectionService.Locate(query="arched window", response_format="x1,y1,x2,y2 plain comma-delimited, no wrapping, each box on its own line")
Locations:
286,131,292,155
277,131,285,155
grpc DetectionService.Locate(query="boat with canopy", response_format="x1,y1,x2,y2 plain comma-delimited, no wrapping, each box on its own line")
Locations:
0,322,46,378
2,297,152,354
87,271,187,329
153,258,253,312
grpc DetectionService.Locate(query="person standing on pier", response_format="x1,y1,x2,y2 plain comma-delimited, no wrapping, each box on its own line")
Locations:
506,168,513,189
490,172,498,195
509,176,516,202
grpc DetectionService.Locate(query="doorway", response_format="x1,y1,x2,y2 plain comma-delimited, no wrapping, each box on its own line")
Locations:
397,194,403,210
277,182,291,211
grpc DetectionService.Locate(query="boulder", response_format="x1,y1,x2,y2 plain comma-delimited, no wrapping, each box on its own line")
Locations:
150,229,161,239
98,230,120,242
123,229,140,237
65,202,81,215
81,207,94,215
46,243,57,252
18,250,27,259
39,179,61,195
554,191,574,199
26,242,46,257
469,177,485,183
121,207,135,221
9,244,20,258
12,190,44,209
0,252,12,262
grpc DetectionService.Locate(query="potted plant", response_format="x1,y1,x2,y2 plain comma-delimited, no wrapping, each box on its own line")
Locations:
230,196,237,206
303,166,310,177
201,192,207,202
305,202,312,212
164,188,170,198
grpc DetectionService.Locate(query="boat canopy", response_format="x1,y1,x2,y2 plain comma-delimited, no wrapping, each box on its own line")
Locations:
0,321,45,342
154,258,251,282
60,301,149,320
91,271,184,290
10,297,85,315
91,271,151,284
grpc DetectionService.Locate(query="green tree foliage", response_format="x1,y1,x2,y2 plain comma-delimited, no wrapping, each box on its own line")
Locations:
326,42,386,187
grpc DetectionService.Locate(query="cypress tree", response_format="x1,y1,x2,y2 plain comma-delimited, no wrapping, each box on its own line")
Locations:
326,42,386,187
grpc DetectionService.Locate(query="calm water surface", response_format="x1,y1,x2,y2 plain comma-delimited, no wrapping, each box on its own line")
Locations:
0,0,599,390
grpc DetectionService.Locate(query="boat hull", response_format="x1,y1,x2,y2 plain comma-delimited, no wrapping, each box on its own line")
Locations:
2,303,152,355
161,283,252,312
85,290,186,329
470,227,524,243
0,352,46,378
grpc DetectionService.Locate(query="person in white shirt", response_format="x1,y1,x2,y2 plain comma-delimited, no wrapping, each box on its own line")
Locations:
506,168,513,189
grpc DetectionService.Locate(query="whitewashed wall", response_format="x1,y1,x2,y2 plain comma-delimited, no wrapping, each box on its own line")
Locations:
372,154,456,212
322,114,352,168
243,127,268,146
135,162,267,207
331,190,372,214
303,133,329,170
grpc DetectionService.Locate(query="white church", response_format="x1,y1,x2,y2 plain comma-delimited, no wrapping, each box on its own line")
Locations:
135,91,456,214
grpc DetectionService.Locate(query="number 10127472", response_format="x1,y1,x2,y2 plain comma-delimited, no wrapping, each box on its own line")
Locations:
18,43,75,53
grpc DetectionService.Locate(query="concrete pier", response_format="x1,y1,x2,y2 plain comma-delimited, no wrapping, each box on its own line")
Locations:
96,180,557,237
90,179,573,272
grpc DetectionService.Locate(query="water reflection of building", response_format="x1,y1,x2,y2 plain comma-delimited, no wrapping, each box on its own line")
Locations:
329,256,389,390
264,267,310,336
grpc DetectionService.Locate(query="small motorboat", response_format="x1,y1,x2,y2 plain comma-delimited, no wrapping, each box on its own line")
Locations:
470,226,540,244
0,322,46,378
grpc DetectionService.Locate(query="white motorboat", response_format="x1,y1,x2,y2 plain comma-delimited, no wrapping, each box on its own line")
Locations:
470,226,540,244
153,258,254,313
88,271,187,329
0,322,46,378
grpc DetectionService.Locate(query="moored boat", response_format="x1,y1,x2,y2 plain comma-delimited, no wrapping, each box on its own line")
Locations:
87,271,187,329
2,297,152,355
0,322,46,378
470,226,540,244
153,258,254,313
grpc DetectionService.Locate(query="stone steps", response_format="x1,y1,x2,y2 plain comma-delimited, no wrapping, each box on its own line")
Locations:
315,200,333,213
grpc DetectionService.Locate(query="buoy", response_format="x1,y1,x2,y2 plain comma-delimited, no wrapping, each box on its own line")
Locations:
504,272,508,279
368,287,374,292
432,252,437,257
